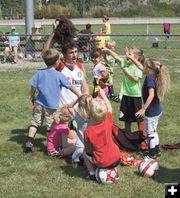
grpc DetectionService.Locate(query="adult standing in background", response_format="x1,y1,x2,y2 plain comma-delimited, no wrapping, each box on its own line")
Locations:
102,15,111,41
2,27,20,64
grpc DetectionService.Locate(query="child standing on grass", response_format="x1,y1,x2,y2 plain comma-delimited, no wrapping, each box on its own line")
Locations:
25,49,80,153
133,58,170,159
91,51,109,98
103,39,119,101
83,88,120,180
102,47,147,150
47,105,76,158
71,94,93,164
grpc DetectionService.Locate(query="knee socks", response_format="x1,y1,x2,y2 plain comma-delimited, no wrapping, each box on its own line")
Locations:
148,132,159,149
138,121,146,136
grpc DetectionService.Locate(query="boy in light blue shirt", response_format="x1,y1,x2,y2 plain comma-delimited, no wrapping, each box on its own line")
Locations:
25,48,80,153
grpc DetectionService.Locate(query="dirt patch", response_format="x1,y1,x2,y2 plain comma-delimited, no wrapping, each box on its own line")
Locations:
0,58,44,72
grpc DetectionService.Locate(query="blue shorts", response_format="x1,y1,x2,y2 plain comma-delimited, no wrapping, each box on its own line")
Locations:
145,114,161,135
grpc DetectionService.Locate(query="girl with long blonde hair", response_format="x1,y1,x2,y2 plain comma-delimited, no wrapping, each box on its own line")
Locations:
135,58,170,158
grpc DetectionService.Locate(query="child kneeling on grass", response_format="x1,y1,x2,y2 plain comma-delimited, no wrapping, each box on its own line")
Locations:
83,88,121,180
25,48,80,153
47,105,76,158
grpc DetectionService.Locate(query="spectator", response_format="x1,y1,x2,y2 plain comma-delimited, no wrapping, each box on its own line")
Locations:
163,22,170,39
94,26,106,50
2,27,20,64
102,15,111,41
79,24,93,35
78,24,93,62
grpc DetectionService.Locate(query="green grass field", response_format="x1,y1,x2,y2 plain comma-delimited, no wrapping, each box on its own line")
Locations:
0,24,180,198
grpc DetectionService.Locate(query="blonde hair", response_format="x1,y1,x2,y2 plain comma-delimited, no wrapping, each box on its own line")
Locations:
144,58,170,100
42,48,60,67
53,105,73,124
77,94,93,120
105,39,116,49
129,48,145,64
89,98,108,123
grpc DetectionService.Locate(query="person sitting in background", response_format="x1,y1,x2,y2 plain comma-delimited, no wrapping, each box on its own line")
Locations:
2,27,20,64
78,24,93,62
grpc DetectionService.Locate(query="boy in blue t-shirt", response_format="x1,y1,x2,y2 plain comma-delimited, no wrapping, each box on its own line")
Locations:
25,49,80,153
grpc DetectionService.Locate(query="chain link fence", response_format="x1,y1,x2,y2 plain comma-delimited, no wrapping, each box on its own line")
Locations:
1,34,180,72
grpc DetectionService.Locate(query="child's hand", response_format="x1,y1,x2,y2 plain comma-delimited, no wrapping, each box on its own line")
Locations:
101,47,110,52
53,20,59,30
135,108,145,118
99,88,106,98
125,47,135,62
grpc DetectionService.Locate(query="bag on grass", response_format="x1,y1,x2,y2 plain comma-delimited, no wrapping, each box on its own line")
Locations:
112,124,146,151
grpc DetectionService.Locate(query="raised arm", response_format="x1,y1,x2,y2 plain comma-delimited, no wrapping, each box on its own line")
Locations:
125,47,144,71
99,88,112,113
42,20,59,53
102,47,122,63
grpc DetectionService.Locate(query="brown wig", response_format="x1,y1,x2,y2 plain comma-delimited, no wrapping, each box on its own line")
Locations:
53,15,78,45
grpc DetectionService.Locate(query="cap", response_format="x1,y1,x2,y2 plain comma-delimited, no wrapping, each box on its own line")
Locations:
11,26,16,30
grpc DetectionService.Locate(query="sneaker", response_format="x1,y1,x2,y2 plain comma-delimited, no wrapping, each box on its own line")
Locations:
86,174,96,181
148,153,157,159
25,141,33,153
110,95,120,103
148,147,157,159
155,145,161,157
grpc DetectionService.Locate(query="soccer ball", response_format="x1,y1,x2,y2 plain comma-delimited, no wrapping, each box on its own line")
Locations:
138,156,159,177
95,168,119,184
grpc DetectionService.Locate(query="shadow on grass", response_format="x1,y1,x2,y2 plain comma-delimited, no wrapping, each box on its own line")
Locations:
9,126,47,153
154,165,180,183
60,164,87,180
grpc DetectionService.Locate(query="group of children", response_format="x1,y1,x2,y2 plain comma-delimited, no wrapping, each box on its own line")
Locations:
94,41,170,159
25,36,170,181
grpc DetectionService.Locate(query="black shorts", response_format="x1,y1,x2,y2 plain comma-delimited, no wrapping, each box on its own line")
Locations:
119,95,143,122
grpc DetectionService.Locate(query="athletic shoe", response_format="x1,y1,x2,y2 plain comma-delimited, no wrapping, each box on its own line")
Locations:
148,148,157,159
110,95,120,103
86,174,96,181
155,145,161,157
25,140,33,153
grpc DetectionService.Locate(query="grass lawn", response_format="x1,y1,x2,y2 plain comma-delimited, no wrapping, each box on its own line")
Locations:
0,61,179,198
0,24,180,198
